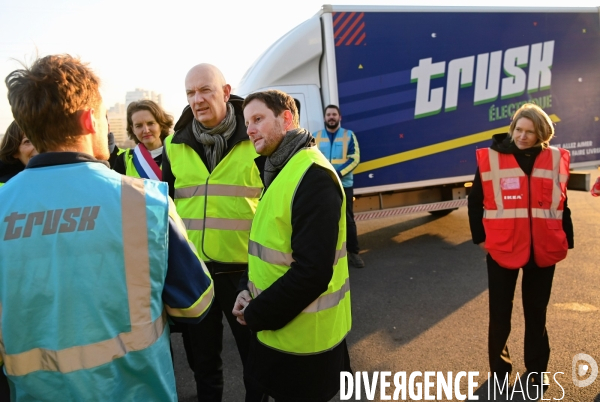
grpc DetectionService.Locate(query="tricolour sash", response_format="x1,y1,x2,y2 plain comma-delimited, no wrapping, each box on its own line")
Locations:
132,144,162,181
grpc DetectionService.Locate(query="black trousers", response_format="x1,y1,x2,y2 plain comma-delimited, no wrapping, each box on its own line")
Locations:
0,369,9,402
344,187,359,254
180,269,264,402
487,254,556,376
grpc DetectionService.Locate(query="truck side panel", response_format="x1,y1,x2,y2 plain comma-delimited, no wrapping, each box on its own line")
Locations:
332,11,600,191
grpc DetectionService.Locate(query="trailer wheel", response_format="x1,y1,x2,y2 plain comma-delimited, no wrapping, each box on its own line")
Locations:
428,208,458,216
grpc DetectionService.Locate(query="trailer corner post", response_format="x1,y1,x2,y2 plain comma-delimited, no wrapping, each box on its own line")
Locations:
321,11,339,107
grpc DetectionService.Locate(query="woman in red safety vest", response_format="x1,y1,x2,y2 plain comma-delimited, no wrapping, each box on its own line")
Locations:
467,103,574,390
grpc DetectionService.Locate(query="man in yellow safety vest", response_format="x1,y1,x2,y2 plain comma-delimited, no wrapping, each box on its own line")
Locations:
234,89,352,402
162,63,264,402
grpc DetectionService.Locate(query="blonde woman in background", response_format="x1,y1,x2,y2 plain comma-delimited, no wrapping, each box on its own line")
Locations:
468,103,573,391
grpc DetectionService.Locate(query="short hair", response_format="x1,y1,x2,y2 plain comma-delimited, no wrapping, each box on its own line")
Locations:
0,121,26,164
5,54,103,153
509,103,554,149
126,100,174,143
243,90,299,128
324,104,341,116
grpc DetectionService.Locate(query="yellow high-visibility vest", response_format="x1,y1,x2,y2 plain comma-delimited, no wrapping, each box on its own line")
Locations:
248,146,352,354
165,136,262,262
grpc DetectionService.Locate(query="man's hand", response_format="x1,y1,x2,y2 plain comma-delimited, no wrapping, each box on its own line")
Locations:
233,290,252,325
478,242,487,253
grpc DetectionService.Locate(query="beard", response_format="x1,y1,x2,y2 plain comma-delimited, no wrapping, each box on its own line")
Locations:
325,119,339,130
258,119,286,156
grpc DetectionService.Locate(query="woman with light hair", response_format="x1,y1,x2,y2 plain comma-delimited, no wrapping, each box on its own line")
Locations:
468,103,574,390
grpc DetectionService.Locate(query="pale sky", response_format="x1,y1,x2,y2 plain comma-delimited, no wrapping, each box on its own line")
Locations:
0,0,598,132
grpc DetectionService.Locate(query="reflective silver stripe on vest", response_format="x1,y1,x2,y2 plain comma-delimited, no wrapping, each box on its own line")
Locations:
549,147,562,212
248,240,294,266
531,168,554,180
532,169,569,184
483,208,529,219
248,278,350,313
532,147,563,212
480,167,524,182
248,240,347,267
183,218,252,231
531,208,563,219
334,244,348,266
487,151,506,217
0,305,167,376
175,184,262,199
303,277,350,313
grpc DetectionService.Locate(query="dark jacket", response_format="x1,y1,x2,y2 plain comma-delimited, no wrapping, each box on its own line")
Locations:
239,155,352,401
468,133,574,250
162,95,265,274
0,160,25,184
107,132,121,169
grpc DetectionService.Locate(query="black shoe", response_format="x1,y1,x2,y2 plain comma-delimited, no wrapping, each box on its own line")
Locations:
348,252,365,268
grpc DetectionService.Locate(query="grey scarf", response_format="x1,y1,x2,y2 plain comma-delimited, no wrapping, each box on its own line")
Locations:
264,128,315,188
192,103,236,171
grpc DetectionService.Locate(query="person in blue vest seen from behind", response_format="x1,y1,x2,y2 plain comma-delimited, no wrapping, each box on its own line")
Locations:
0,54,214,402
314,105,364,268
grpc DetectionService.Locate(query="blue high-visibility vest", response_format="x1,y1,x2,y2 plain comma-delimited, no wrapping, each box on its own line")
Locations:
314,129,354,187
0,162,177,402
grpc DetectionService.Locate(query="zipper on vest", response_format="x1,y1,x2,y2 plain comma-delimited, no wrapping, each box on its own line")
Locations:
200,176,211,260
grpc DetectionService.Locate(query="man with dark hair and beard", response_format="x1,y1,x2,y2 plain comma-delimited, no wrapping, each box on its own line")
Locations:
234,90,352,402
313,105,364,268
162,64,264,402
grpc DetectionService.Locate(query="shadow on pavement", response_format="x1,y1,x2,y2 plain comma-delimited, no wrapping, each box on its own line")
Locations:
348,213,488,349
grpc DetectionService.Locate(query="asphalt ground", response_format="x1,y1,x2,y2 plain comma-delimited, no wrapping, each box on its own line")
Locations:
172,168,600,402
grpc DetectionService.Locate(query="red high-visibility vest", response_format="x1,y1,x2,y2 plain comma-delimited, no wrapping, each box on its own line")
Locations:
476,146,570,269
